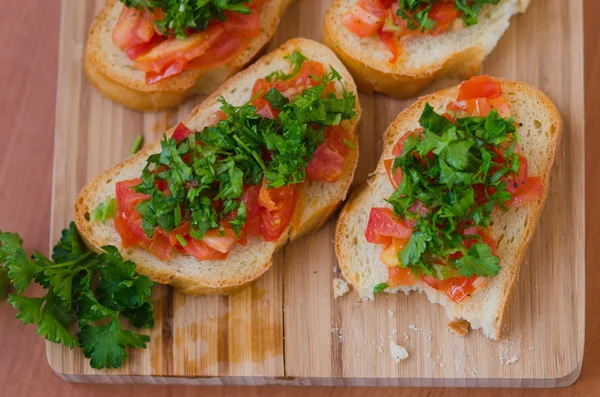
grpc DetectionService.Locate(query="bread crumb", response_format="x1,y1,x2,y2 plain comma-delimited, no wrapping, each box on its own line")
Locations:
389,341,409,363
333,278,349,298
529,346,535,351
447,319,470,336
391,328,398,334
387,309,395,317
505,355,519,365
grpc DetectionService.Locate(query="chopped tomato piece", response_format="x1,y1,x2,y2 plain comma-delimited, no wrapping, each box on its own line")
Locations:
223,8,261,37
388,266,416,288
124,34,165,60
146,233,172,260
167,222,191,246
423,275,478,303
457,75,503,101
260,184,298,242
461,226,498,255
392,129,422,157
187,32,248,70
426,1,459,35
342,1,386,38
126,210,152,244
365,208,413,245
506,154,529,188
241,185,262,237
135,24,224,74
183,237,227,260
448,97,492,117
380,237,408,267
253,97,278,119
171,122,194,142
114,212,139,248
444,276,478,303
115,178,150,215
488,97,511,117
258,180,281,211
113,7,156,51
506,176,542,207
306,143,345,183
282,61,326,91
325,126,352,156
201,228,238,254
384,159,403,189
146,59,188,85
378,31,399,63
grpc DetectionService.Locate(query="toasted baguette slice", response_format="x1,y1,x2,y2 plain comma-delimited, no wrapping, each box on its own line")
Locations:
335,78,561,339
75,38,360,296
323,0,531,98
84,0,295,112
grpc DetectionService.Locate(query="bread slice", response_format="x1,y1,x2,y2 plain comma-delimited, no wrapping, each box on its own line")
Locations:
323,0,531,98
85,0,295,112
75,38,361,295
335,78,561,339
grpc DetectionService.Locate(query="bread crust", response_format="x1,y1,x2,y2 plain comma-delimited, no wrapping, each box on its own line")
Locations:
335,78,562,339
322,0,528,99
76,38,360,295
85,0,295,112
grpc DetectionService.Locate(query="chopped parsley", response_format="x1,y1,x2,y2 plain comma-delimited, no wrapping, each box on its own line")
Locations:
119,0,252,39
387,105,518,279
133,53,356,240
373,282,388,294
0,223,155,369
397,0,501,32
91,198,117,222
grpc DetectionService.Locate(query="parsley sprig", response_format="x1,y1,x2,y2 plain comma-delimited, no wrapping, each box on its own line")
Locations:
388,105,519,279
397,0,501,32
0,223,155,369
133,54,356,240
120,0,252,39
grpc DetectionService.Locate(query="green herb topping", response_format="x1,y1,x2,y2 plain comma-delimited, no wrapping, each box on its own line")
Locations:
373,282,389,294
130,134,144,156
119,0,253,39
133,53,356,240
91,198,118,222
397,0,501,32
0,223,155,369
387,105,519,279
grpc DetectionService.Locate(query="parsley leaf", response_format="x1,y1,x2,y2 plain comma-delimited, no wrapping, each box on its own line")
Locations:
455,243,501,277
266,51,308,82
0,223,156,369
373,282,388,294
79,320,150,370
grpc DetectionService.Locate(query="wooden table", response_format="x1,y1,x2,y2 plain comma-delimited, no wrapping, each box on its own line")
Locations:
0,0,596,395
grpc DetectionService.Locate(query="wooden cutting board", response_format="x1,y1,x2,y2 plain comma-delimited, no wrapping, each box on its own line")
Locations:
48,0,584,387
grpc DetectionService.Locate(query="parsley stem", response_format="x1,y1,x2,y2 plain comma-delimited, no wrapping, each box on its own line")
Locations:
130,135,144,156
232,135,267,172
41,251,94,269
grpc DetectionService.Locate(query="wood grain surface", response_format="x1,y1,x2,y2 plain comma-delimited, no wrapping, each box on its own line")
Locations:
0,0,598,395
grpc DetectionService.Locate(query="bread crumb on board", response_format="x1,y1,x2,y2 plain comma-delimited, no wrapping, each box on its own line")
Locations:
333,278,349,298
504,355,519,365
389,341,409,363
447,319,471,336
